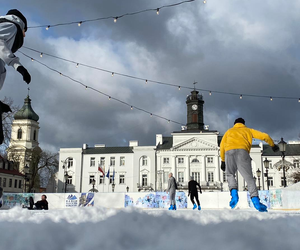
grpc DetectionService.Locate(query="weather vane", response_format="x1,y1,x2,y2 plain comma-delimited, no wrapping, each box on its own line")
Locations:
27,87,30,96
193,81,197,90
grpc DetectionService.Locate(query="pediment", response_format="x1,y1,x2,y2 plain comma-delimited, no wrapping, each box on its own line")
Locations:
172,137,218,151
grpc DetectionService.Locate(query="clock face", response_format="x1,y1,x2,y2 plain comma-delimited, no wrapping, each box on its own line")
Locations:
192,104,198,110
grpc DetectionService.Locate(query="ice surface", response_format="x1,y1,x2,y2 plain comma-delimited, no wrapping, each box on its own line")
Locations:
0,207,299,250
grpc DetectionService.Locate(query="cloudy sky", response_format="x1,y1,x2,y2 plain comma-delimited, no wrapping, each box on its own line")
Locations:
1,0,300,152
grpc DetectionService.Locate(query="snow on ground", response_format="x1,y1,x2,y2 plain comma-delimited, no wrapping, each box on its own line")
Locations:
0,207,299,250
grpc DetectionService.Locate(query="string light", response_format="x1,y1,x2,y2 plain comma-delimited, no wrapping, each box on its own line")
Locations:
112,72,114,77
109,96,111,100
150,113,153,117
28,0,196,29
40,53,43,58
240,95,242,99
168,120,170,123
21,52,184,126
178,86,181,90
22,48,300,103
270,97,273,101
131,106,133,110
31,58,34,62
299,98,300,103
203,0,206,3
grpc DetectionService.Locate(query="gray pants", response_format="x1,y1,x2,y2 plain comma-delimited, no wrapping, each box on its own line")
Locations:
0,60,6,90
225,149,258,198
169,191,176,205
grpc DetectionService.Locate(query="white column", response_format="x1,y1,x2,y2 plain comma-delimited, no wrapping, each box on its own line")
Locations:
172,156,176,179
215,155,220,182
187,155,190,180
201,155,206,182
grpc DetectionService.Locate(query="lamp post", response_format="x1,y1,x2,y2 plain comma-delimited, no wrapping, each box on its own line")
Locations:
278,137,287,187
256,168,261,190
126,186,129,192
263,158,270,190
23,164,31,193
64,172,69,193
91,179,96,193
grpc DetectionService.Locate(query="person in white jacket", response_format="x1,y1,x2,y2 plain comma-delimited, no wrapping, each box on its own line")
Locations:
0,9,31,144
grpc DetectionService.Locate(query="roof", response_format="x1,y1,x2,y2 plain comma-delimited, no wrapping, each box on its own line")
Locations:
83,147,134,154
14,96,39,122
262,144,300,156
0,168,24,177
156,137,173,150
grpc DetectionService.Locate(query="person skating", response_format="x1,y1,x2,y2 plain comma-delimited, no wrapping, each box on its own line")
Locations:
188,176,202,210
166,173,177,210
220,118,279,212
0,9,31,144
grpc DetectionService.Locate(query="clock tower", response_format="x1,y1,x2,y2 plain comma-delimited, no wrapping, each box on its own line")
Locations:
186,89,204,131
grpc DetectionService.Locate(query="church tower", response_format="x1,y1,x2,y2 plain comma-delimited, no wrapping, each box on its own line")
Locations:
7,95,40,171
186,88,204,131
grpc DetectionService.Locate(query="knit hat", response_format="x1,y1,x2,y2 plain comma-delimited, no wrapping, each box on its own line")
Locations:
6,9,27,31
234,117,245,125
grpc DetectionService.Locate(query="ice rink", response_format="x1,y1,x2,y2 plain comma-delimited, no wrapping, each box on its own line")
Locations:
0,207,299,250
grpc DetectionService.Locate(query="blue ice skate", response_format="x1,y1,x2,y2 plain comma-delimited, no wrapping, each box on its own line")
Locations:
198,205,201,211
173,205,177,210
229,189,239,209
168,205,174,210
193,204,197,210
251,197,268,212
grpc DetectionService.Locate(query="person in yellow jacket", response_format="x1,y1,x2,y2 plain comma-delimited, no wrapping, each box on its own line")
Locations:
220,118,279,212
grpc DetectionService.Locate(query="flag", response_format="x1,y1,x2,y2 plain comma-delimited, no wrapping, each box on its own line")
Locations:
112,169,115,181
98,164,105,176
106,168,110,178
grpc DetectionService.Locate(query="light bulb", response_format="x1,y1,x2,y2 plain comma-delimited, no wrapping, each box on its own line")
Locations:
131,106,133,110
46,25,50,30
40,53,43,58
204,0,206,3
145,80,148,84
178,86,181,90
270,97,273,101
78,21,82,27
31,58,34,62
240,95,242,99
114,17,118,23
298,98,300,103
76,63,79,68
109,96,111,100
209,91,212,96
168,120,170,123
112,72,114,76
150,113,153,117
85,86,88,89
156,8,160,15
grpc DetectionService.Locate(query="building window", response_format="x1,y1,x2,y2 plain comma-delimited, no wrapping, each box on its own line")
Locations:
19,180,22,189
67,176,72,185
192,114,198,123
192,172,200,183
120,157,125,166
223,171,227,182
178,172,184,182
90,157,95,167
14,179,18,188
207,157,213,163
100,157,105,166
17,128,22,139
3,178,6,187
191,158,199,163
119,174,125,184
142,174,148,186
68,158,73,167
178,158,184,164
163,158,169,164
89,175,95,184
294,160,299,168
269,161,272,169
9,178,12,187
164,172,169,183
281,177,285,187
268,177,274,187
110,157,115,166
99,175,104,184
208,172,214,182
142,156,147,166
33,130,37,141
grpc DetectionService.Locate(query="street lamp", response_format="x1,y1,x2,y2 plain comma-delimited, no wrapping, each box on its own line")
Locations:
263,158,270,190
256,168,261,190
91,179,96,193
64,172,69,193
126,186,129,192
23,164,31,193
278,137,287,187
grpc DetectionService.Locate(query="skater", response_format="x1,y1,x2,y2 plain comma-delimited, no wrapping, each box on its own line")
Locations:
220,117,279,212
35,194,48,210
188,176,202,210
0,9,31,144
166,173,177,210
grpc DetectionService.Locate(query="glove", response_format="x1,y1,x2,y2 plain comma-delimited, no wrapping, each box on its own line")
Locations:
272,145,279,152
221,161,226,171
17,66,31,84
200,191,202,194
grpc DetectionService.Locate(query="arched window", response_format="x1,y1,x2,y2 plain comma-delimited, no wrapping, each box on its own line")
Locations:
191,158,199,163
17,128,22,139
33,130,37,141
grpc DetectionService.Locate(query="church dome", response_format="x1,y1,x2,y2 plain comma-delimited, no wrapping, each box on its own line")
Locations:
14,96,39,122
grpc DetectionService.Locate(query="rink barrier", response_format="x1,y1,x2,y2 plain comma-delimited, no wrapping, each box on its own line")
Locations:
0,189,299,209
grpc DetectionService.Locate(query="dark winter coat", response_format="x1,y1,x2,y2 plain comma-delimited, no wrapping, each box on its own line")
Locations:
188,180,202,194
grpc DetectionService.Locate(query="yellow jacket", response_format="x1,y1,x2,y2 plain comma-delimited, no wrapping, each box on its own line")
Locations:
220,123,275,161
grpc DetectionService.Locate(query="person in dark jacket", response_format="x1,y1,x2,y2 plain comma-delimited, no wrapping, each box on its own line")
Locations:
188,176,202,210
35,195,48,210
0,9,31,144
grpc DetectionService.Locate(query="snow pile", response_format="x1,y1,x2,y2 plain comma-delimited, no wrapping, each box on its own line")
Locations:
0,207,299,250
